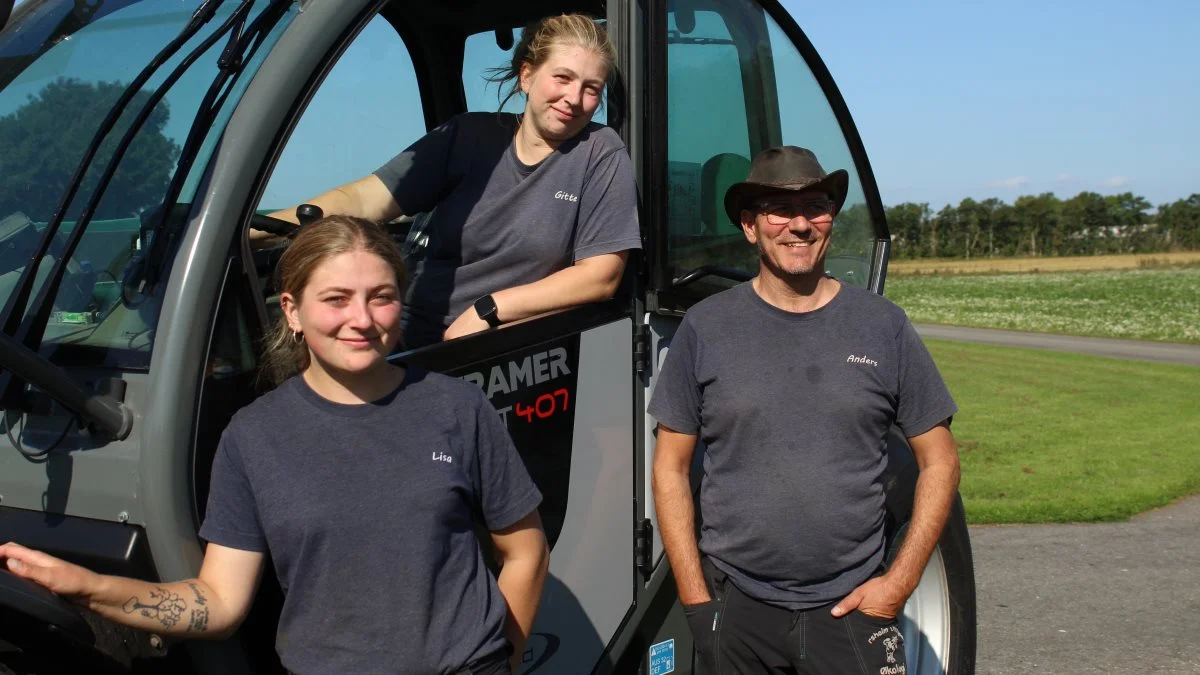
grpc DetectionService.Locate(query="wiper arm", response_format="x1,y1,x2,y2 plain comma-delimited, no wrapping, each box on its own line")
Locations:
0,0,228,343
0,332,132,440
137,0,293,292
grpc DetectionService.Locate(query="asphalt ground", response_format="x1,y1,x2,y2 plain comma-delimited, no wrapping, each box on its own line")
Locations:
970,496,1200,674
918,325,1198,672
913,324,1200,367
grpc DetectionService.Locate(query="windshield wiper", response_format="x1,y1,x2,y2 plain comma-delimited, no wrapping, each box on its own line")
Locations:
0,0,227,342
0,0,292,434
136,0,292,294
0,0,232,433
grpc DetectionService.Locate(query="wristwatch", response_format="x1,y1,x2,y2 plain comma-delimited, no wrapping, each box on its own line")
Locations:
474,294,502,328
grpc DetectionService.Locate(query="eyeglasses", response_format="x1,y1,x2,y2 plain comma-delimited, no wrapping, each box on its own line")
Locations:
754,198,836,224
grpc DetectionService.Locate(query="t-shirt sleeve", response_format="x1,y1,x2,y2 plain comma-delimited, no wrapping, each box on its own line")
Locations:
372,116,460,216
894,317,958,437
472,392,543,531
197,430,268,552
647,319,703,435
572,143,642,261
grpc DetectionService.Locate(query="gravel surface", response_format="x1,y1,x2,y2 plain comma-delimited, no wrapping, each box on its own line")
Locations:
914,324,1200,366
970,496,1200,674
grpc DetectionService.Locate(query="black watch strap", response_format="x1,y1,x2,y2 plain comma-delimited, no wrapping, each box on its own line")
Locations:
474,294,502,328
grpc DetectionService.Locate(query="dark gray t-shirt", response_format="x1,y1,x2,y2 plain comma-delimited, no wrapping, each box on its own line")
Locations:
198,368,542,674
374,112,642,347
648,282,956,610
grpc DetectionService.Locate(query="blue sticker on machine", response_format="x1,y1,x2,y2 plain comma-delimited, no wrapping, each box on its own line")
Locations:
648,639,675,675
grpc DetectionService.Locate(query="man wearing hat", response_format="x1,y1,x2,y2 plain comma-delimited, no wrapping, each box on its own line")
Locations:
650,146,960,672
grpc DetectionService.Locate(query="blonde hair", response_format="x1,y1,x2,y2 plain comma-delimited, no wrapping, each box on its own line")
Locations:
262,216,407,386
488,13,616,111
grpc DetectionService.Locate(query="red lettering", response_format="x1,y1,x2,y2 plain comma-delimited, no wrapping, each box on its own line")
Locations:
535,394,554,419
512,389,572,424
514,401,535,423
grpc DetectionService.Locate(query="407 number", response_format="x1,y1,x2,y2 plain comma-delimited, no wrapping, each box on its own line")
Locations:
514,388,570,423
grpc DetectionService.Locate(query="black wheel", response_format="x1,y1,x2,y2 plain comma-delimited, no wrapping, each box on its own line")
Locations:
883,430,977,675
889,497,976,675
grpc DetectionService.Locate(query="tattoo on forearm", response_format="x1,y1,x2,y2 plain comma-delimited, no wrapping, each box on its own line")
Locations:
188,583,207,606
187,606,210,633
121,587,187,629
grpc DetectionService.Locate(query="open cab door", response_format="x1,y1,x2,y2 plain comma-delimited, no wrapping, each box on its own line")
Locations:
637,1,977,673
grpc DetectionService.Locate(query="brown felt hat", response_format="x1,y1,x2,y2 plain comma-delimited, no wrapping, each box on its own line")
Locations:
723,146,850,226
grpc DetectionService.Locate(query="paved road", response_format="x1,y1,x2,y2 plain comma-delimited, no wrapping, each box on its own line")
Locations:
970,496,1200,674
925,324,1199,671
914,324,1200,366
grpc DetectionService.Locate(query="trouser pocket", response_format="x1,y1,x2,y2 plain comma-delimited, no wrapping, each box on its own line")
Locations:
684,599,721,671
689,557,732,673
847,611,906,675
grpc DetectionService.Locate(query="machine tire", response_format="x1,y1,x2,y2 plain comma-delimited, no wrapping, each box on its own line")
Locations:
936,497,977,675
886,494,977,675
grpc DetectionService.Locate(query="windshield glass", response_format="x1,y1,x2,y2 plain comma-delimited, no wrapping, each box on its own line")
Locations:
0,0,294,369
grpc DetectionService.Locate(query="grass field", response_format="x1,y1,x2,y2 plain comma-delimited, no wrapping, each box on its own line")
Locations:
927,339,1200,524
886,266,1200,343
889,251,1200,276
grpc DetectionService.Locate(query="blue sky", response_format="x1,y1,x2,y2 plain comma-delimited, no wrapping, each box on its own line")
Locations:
785,0,1200,209
5,0,1197,210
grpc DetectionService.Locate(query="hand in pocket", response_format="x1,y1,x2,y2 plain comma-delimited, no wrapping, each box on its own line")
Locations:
683,600,720,668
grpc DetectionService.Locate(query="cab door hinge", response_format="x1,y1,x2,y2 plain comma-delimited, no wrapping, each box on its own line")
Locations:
633,324,651,376
635,517,654,577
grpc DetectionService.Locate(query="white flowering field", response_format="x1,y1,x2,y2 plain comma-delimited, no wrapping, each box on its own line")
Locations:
886,266,1200,343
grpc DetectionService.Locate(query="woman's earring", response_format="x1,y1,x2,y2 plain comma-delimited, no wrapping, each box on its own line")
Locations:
292,329,304,344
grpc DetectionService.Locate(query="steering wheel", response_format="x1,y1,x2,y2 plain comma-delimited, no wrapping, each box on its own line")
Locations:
250,213,297,238
0,568,94,646
250,204,324,238
251,204,325,296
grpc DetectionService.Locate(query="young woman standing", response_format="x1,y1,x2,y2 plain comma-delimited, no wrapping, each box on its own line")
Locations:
2,216,549,674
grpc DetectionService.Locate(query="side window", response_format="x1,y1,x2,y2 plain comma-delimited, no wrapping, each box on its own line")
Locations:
666,0,877,292
462,28,608,124
259,16,425,214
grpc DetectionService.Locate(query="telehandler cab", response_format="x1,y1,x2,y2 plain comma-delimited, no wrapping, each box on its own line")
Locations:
0,0,976,672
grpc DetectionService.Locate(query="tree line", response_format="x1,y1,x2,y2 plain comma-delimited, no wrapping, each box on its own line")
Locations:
879,192,1200,260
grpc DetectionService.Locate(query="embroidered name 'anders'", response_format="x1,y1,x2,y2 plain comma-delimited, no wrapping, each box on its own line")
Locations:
846,354,878,367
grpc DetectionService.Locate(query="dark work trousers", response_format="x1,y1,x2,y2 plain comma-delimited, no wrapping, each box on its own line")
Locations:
687,558,907,675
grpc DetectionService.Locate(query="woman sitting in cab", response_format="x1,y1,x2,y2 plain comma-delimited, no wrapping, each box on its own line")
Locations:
262,14,641,348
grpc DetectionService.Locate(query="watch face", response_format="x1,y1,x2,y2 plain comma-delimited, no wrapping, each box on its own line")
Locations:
476,295,500,325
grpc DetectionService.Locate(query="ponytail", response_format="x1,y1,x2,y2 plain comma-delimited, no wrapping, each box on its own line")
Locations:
484,13,616,111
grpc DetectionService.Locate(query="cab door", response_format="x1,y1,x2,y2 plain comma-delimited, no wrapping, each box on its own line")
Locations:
640,3,975,674
653,0,887,308
240,5,641,674
643,0,891,587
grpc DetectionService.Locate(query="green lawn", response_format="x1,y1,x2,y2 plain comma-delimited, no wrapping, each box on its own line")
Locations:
887,267,1200,344
925,339,1200,524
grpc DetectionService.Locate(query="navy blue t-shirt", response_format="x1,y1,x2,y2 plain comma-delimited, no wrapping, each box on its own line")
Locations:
648,282,957,609
374,112,642,347
198,368,542,674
